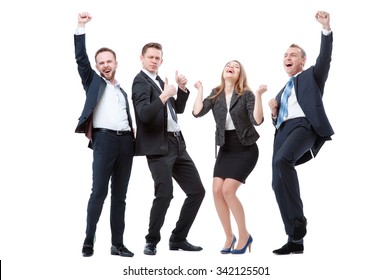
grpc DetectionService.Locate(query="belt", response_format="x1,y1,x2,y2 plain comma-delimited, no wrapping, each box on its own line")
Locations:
93,128,132,136
168,131,181,137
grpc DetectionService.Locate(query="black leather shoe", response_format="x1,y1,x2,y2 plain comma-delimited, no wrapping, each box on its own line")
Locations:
273,242,304,255
111,244,134,257
293,216,307,241
169,240,203,251
144,243,157,255
82,244,94,257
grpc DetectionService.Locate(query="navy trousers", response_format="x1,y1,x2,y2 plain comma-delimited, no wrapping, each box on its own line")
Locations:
85,130,134,246
272,117,316,239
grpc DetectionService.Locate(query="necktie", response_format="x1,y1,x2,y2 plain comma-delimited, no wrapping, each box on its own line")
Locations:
156,76,177,122
276,77,294,129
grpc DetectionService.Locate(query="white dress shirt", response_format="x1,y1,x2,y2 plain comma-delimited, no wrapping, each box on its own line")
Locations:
93,79,130,131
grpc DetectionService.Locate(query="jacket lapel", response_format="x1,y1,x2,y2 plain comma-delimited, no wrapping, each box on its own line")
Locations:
140,71,162,96
230,92,239,109
216,94,227,113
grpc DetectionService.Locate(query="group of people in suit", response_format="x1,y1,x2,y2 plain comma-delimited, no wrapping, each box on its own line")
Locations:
74,11,334,257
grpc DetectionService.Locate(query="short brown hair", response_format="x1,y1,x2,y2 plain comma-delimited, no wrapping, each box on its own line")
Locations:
141,42,163,56
95,47,117,62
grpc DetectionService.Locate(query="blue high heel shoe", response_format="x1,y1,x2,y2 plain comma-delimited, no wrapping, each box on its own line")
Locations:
220,235,237,254
231,235,253,254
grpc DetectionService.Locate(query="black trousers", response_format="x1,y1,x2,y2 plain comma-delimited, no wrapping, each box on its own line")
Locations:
145,134,205,244
272,118,316,239
85,131,134,246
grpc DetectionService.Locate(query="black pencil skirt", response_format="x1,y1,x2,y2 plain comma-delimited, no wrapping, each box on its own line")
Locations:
213,130,259,184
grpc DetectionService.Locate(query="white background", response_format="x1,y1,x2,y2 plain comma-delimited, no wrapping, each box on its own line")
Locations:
1,0,390,279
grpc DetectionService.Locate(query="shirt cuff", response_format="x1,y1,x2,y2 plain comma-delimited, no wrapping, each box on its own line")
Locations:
322,28,332,36
75,27,86,35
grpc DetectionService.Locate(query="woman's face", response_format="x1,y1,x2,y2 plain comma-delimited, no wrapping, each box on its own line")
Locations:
223,61,241,81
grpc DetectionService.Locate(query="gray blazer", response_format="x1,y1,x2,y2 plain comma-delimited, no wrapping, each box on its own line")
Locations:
193,90,262,147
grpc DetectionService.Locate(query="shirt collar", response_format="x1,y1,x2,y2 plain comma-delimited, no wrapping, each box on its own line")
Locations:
142,68,157,81
101,76,121,89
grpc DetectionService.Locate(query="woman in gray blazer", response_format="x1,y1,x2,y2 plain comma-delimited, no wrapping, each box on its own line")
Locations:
193,60,267,254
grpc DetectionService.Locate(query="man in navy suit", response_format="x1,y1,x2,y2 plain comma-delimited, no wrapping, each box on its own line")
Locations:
268,11,334,255
74,12,135,257
132,42,205,255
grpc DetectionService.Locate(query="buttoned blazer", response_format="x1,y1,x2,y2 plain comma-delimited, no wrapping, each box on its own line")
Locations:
193,90,261,147
74,34,134,148
274,32,334,164
131,71,189,156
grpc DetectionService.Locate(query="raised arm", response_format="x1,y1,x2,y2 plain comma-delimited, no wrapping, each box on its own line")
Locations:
74,12,94,91
253,84,267,125
192,80,204,115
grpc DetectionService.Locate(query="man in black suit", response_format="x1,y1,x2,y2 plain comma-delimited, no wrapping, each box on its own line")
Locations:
132,42,205,255
74,12,135,257
268,11,334,255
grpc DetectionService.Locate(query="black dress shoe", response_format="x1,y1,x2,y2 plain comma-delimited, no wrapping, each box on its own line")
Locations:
111,244,134,257
293,216,307,241
144,243,157,255
169,240,203,251
273,242,304,255
82,244,94,257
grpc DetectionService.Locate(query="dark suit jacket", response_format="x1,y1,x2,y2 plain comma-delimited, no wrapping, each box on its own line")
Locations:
274,32,334,164
193,90,261,147
74,34,134,148
131,71,189,156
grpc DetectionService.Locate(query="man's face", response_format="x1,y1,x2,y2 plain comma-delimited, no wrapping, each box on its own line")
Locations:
95,51,117,81
283,47,306,77
141,47,163,75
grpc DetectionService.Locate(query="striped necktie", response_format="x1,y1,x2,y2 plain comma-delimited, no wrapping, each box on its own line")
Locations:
276,77,294,129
